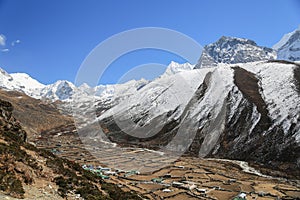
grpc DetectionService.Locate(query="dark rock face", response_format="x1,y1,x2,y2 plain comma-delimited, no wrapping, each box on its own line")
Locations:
232,67,272,132
294,65,300,94
0,99,27,142
216,67,299,178
195,36,276,68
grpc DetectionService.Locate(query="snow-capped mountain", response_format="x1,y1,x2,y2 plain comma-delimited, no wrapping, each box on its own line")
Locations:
0,69,79,101
195,36,276,68
97,67,213,135
1,30,300,175
94,79,148,100
0,69,45,98
96,60,300,173
0,61,193,103
274,26,300,61
162,61,195,77
0,68,148,102
39,80,77,101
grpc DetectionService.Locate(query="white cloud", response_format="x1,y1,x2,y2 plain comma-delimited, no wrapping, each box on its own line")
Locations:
11,39,21,46
1,48,9,52
0,34,6,46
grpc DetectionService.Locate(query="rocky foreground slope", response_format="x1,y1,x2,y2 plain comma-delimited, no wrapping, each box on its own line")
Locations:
0,99,142,199
0,89,74,139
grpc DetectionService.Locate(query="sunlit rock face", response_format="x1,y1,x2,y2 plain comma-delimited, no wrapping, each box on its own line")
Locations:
195,36,276,68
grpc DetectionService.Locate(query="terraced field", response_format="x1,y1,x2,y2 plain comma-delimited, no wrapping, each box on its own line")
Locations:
35,133,300,200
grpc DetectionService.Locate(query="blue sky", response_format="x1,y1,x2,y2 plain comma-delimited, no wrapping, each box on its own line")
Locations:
0,0,299,86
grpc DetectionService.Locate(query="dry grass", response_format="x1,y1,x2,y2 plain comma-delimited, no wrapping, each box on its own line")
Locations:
0,89,74,138
0,98,143,200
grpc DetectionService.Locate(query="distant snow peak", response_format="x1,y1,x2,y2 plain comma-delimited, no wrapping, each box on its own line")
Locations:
40,80,77,101
11,73,45,89
0,69,45,98
195,36,276,68
79,83,91,89
273,26,300,50
0,68,10,76
274,26,300,61
163,61,195,76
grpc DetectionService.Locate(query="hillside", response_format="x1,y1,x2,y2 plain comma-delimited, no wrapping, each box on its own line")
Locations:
96,61,300,178
0,89,74,139
0,98,142,199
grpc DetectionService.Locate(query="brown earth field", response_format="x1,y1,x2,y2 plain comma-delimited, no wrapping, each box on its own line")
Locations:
35,131,300,200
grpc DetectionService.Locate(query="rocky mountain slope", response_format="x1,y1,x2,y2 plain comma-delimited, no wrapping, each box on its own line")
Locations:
96,61,300,178
274,26,300,61
0,89,74,139
195,36,276,68
0,98,142,199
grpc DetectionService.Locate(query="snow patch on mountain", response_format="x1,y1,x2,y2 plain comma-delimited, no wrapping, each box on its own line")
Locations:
98,68,214,130
95,79,149,101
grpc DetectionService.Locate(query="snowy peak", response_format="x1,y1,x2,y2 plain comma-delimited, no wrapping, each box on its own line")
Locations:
273,26,300,50
0,68,45,97
274,26,300,61
195,36,276,68
0,68,77,101
52,80,76,90
0,68,13,89
10,73,45,89
40,80,77,101
0,67,150,102
78,83,91,90
163,61,195,76
217,36,257,46
0,68,10,77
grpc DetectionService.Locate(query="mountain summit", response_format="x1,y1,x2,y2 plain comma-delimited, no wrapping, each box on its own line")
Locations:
195,36,276,68
274,26,300,61
162,61,195,76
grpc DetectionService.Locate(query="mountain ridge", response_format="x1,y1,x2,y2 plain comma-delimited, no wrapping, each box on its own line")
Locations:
1,27,300,102
96,61,300,178
274,27,300,61
195,36,277,68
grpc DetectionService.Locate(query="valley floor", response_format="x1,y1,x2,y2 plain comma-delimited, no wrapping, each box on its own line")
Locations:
34,133,300,200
